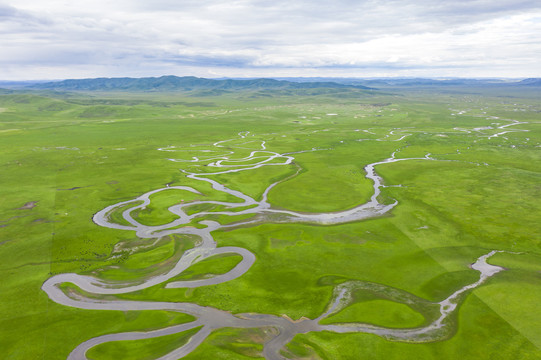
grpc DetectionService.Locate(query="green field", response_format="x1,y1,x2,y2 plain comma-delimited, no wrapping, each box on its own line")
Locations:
1,84,540,359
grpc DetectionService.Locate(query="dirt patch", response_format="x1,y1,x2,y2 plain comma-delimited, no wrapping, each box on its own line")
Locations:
17,201,38,210
0,215,27,223
33,218,57,224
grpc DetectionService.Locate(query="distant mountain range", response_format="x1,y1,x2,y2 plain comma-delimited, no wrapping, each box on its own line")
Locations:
27,76,372,91
1,76,539,92
274,77,541,87
517,78,541,86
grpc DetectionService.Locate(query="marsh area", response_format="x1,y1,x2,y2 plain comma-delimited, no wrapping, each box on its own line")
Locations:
1,83,540,359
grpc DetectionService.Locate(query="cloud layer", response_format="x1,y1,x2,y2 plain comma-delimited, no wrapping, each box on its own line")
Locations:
1,0,540,79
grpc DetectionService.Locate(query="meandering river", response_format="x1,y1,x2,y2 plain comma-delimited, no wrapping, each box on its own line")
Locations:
42,131,506,359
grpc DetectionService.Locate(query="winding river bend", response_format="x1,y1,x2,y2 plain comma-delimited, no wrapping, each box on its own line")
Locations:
42,131,506,359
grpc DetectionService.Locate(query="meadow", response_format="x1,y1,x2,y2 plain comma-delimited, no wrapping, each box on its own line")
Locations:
0,84,540,359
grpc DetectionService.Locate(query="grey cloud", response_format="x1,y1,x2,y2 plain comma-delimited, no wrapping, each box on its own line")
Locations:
1,0,540,79
0,3,51,25
0,4,18,18
164,54,254,68
424,0,541,16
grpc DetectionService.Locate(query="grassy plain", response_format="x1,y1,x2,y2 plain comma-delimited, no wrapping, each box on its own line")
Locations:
0,85,540,359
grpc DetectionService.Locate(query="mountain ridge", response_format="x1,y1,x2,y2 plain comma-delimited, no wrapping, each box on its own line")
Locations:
517,78,541,86
29,75,373,91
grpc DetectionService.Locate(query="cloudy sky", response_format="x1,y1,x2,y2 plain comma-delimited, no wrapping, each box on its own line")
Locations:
1,0,540,79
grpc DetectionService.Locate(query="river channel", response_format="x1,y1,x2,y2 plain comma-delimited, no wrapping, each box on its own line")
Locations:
42,131,506,359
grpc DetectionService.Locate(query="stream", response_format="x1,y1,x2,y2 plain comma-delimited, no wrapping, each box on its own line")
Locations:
42,131,506,359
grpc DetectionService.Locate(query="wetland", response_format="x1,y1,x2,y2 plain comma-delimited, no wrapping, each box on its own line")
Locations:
1,83,540,359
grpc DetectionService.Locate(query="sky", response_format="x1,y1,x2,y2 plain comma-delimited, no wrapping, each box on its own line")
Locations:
1,0,541,80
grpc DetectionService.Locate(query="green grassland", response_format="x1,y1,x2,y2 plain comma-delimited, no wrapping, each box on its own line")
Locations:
0,85,540,359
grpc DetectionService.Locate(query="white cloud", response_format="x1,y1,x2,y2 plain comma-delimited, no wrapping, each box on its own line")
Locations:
0,0,540,79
